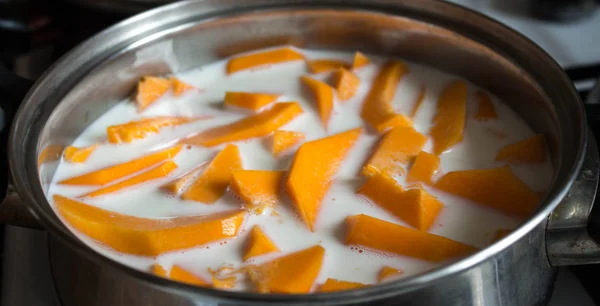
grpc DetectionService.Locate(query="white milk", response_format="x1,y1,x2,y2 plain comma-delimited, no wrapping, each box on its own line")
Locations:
47,48,554,291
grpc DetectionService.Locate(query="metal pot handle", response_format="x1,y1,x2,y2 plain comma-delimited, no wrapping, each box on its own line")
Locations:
0,66,41,228
547,79,600,266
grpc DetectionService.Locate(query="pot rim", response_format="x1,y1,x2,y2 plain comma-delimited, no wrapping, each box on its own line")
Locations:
8,0,586,304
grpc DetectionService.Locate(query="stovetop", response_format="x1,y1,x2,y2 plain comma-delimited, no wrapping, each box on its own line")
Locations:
1,1,600,305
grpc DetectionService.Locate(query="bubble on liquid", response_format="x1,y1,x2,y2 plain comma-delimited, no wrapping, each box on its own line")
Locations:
160,192,176,200
356,195,374,207
349,245,393,259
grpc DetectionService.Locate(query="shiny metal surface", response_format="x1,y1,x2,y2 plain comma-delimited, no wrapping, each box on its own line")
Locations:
66,0,175,13
3,0,595,305
1,226,60,306
547,132,600,265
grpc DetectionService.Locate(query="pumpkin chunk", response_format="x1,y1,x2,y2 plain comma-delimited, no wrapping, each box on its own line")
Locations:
495,134,547,163
224,92,279,112
38,145,64,168
287,128,362,231
243,225,280,261
429,80,468,155
151,264,168,277
59,145,182,186
226,47,304,74
272,130,305,157
407,151,440,185
181,102,303,147
64,144,98,163
409,85,426,118
301,76,334,128
182,144,242,204
360,61,412,133
307,59,349,74
345,214,476,262
169,265,210,287
377,266,403,282
318,278,367,292
362,126,427,177
217,37,304,58
333,68,360,101
160,164,205,195
247,245,325,293
474,91,497,121
170,77,194,96
136,76,171,111
212,276,237,289
231,170,284,212
107,117,196,144
434,166,541,217
492,229,512,242
54,195,245,256
81,160,178,198
358,174,443,231
352,52,371,70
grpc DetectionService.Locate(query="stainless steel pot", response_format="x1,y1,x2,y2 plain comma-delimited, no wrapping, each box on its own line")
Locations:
1,0,599,305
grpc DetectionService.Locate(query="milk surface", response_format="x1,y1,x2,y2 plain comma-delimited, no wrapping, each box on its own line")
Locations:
47,48,554,290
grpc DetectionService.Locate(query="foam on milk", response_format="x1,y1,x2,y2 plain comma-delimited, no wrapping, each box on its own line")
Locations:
47,48,554,290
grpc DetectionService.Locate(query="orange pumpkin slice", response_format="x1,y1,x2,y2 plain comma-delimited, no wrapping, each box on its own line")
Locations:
352,52,371,70
345,214,476,262
247,245,325,293
136,76,172,111
358,174,443,231
318,278,367,292
362,126,427,177
226,47,304,74
169,265,210,287
170,78,194,96
81,160,178,198
407,151,440,185
360,60,412,133
287,128,362,231
409,85,426,118
430,80,468,155
212,276,237,290
301,76,334,128
230,170,284,213
434,166,541,217
160,163,205,195
474,91,497,121
151,264,168,277
59,145,182,186
54,194,245,256
180,102,303,147
272,130,305,157
307,59,349,74
224,92,279,112
38,145,64,168
377,266,403,282
243,225,280,261
182,144,242,204
63,144,98,163
107,117,196,144
333,68,360,101
495,134,547,163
